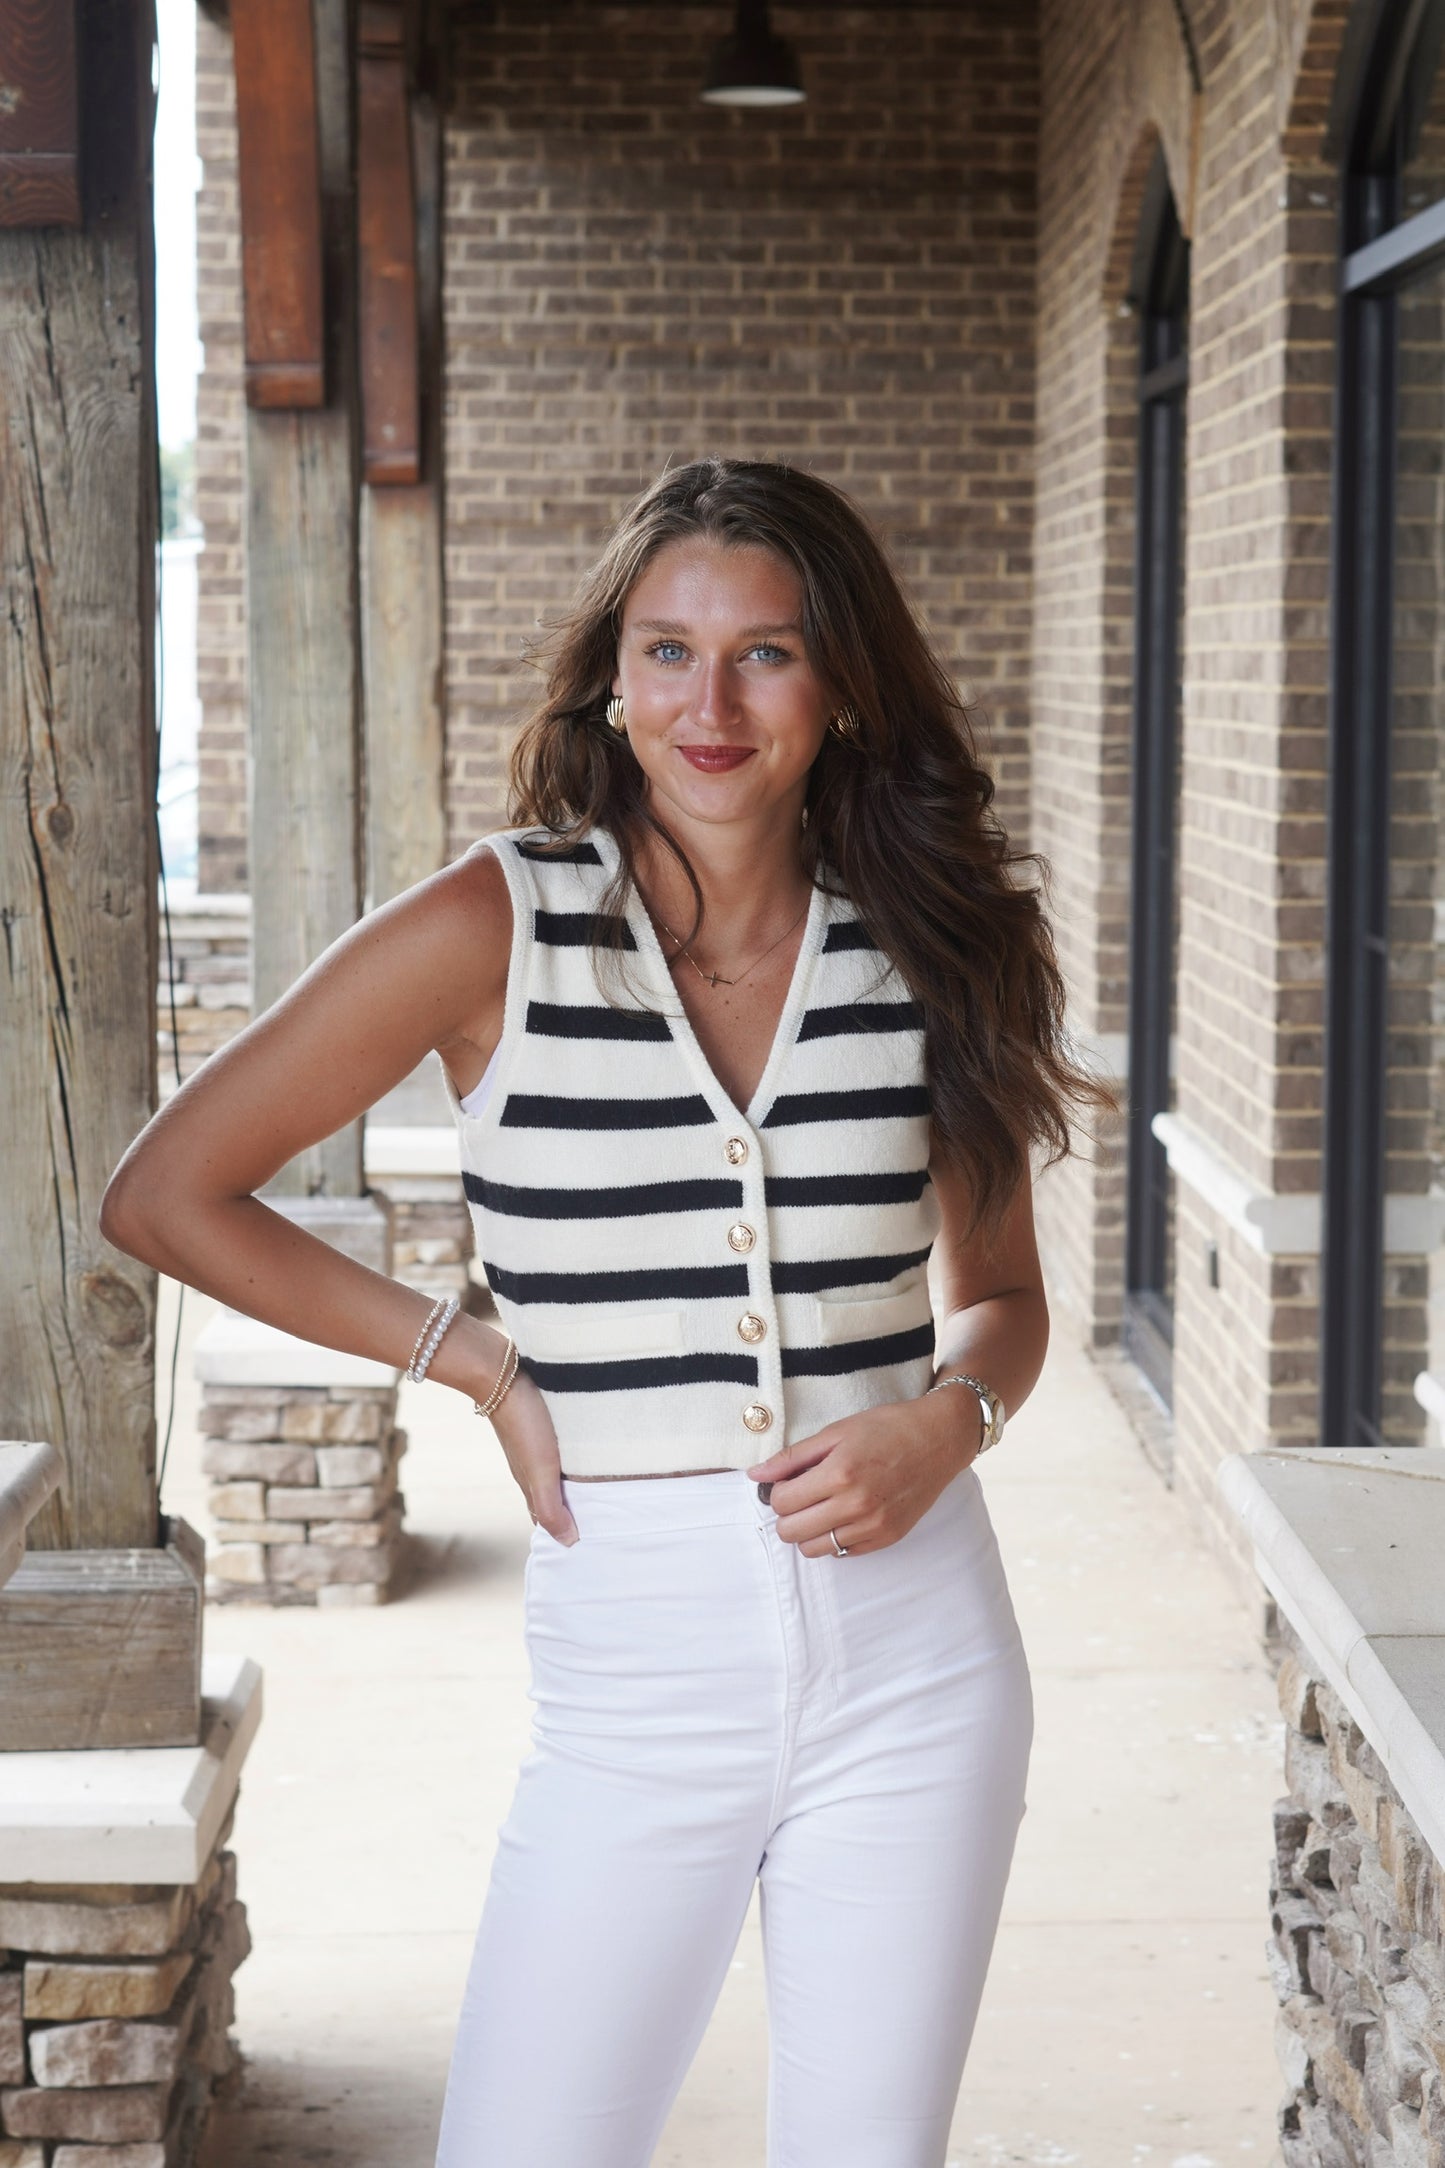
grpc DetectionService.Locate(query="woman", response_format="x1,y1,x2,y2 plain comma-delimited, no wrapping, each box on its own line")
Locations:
102,457,1111,2167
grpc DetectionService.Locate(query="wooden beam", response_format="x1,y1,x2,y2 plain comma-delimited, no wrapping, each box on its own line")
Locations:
0,0,81,226
232,0,325,407
357,0,419,485
246,0,364,1196
362,79,444,905
0,0,159,1549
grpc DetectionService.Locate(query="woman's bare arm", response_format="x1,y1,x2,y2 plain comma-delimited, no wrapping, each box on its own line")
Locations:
923,1148,1050,1451
101,845,516,1416
746,1150,1049,1554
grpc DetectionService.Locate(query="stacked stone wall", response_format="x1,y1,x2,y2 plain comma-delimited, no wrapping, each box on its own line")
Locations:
200,1388,407,1607
0,1818,249,2164
1268,1616,1445,2167
367,1179,476,1298
156,899,250,1096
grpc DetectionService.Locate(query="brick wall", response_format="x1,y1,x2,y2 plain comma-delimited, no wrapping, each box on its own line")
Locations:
442,0,1039,855
194,11,247,894
1028,0,1411,1583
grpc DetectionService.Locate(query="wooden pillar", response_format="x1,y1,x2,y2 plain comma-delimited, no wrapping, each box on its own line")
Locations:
239,0,364,1197
0,0,161,1552
360,20,445,908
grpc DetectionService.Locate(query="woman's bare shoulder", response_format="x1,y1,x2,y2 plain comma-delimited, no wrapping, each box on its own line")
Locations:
387,841,522,1094
423,837,515,927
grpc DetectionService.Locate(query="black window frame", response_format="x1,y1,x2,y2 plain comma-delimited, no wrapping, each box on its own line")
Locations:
1322,0,1445,1448
1124,149,1190,1411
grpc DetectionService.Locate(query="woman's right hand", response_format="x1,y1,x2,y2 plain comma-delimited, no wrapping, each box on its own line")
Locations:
490,1366,580,1544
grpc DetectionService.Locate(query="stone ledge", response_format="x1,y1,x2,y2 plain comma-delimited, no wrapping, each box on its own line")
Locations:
1153,1112,1445,1257
194,1312,399,1391
363,1124,463,1178
1217,1447,1445,1871
0,1655,263,1885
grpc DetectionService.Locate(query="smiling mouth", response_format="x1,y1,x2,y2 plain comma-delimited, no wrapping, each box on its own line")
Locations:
677,745,757,773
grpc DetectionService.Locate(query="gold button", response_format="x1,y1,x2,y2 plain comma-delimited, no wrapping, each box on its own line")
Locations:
727,1222,756,1254
737,1312,767,1344
724,1136,749,1166
742,1402,773,1434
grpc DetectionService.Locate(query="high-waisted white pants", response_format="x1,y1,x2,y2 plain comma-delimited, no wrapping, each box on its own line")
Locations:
435,1459,1033,2168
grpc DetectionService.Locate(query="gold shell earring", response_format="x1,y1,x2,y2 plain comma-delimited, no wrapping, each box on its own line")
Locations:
605,695,627,734
828,703,864,745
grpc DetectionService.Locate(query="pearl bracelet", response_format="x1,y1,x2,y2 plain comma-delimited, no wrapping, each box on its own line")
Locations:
406,1294,461,1384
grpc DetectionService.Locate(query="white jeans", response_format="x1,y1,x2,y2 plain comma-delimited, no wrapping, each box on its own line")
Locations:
435,1460,1033,2168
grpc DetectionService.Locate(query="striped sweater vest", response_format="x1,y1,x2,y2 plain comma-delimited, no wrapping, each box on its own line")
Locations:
440,824,941,1477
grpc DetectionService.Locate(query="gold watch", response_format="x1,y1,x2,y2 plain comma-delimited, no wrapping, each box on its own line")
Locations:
926,1372,1005,1455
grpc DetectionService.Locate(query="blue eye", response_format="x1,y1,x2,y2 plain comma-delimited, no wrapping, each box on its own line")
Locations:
750,644,790,664
649,641,687,664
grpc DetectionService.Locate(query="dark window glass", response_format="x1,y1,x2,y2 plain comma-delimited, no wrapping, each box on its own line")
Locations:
1323,1,1445,1446
1124,159,1188,1414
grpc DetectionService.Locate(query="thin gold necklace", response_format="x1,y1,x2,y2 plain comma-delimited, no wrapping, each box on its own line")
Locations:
654,897,810,991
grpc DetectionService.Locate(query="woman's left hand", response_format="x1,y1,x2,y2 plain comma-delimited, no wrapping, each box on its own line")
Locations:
745,1387,985,1559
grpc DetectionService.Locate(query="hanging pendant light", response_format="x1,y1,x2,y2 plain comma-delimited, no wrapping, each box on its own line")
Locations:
701,0,805,107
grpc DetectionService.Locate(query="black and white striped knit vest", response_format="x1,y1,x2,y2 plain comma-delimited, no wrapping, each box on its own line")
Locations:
440,823,940,1477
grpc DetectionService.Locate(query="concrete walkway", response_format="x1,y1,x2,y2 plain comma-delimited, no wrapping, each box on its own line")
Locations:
161,1271,1286,2168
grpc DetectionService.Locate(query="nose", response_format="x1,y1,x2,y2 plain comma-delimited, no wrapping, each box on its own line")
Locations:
692,656,743,730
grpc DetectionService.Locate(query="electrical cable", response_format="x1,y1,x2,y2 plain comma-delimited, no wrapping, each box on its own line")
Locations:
150,3,187,1507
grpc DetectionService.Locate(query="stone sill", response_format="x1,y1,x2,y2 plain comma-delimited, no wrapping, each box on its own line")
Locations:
0,1440,64,1592
0,1651,263,1883
1152,1111,1445,1256
364,1124,462,1179
1216,1447,1445,1870
195,1311,400,1390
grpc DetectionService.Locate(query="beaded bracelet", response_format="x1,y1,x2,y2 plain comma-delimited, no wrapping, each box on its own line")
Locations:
406,1294,460,1385
472,1334,519,1424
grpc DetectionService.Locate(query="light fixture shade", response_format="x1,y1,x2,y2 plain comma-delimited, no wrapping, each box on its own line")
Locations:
701,0,805,107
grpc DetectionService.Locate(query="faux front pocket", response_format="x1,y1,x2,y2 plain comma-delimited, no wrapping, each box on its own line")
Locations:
516,1306,685,1361
813,1278,933,1345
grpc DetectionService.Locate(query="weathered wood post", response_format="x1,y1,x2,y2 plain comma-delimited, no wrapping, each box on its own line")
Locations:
0,0,162,1563
0,1,257,2142
359,0,446,911
235,0,366,1201
0,0,210,1737
199,0,408,1607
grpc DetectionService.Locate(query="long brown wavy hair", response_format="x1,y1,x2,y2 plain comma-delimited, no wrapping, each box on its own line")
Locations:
509,457,1117,1245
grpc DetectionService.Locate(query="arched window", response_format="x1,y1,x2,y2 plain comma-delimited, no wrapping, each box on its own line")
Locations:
1324,0,1445,1446
1125,147,1189,1411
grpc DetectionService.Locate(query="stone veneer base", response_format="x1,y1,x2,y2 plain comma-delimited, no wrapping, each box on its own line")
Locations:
0,1820,250,2165
194,1313,406,1608
1268,1616,1445,2167
0,1658,259,2165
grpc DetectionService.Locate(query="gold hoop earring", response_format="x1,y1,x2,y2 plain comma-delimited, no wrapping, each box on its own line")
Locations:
605,695,627,735
828,703,863,745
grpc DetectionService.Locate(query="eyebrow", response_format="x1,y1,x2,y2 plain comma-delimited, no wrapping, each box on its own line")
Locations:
632,618,803,639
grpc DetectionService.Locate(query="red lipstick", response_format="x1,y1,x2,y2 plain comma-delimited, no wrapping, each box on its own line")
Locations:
678,745,756,773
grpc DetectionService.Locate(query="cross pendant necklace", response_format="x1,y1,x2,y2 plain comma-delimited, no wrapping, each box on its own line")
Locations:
654,898,809,991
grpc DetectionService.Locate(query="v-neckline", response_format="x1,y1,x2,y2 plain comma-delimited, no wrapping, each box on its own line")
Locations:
597,826,830,1134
